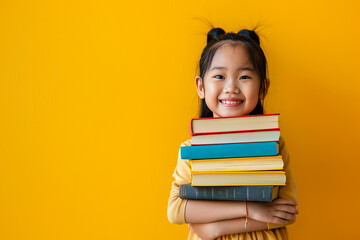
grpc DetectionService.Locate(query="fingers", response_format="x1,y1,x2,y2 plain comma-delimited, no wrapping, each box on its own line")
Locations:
273,198,298,206
275,205,299,215
270,211,296,224
273,211,297,221
271,217,288,225
269,199,299,224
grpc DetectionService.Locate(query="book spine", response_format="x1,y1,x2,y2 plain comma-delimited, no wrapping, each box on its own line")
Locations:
191,113,280,121
179,184,273,202
181,141,279,160
191,128,280,137
189,119,194,135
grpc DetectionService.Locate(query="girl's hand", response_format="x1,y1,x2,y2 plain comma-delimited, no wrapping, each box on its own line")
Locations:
188,222,220,240
247,198,299,224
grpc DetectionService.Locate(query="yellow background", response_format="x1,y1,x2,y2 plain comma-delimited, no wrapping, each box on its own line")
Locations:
1,0,359,239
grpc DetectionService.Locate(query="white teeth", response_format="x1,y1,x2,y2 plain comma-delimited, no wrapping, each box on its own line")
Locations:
221,100,241,104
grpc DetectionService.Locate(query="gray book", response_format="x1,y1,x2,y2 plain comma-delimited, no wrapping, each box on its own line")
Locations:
179,184,278,202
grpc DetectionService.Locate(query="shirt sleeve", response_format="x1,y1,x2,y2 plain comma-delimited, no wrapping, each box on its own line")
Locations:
167,140,192,224
267,136,298,229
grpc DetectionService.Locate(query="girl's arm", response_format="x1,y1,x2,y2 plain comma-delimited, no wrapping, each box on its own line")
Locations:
188,198,298,240
189,218,268,240
185,198,298,224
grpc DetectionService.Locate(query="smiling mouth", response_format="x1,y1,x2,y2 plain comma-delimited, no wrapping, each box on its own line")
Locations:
219,100,244,104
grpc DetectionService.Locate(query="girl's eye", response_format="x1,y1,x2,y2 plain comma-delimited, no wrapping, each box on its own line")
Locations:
214,75,225,79
240,75,251,80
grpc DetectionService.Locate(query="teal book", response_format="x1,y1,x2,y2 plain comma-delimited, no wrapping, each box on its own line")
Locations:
179,184,277,202
180,141,279,160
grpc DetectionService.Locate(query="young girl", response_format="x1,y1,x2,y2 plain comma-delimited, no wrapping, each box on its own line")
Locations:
168,28,298,240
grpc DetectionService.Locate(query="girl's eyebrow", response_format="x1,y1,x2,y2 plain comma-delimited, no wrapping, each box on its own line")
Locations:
210,66,254,72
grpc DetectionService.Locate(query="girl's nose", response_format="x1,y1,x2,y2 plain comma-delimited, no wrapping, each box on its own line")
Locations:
223,79,240,94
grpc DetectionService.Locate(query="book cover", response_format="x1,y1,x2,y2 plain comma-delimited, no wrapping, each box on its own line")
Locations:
191,171,286,186
179,184,278,202
191,128,280,145
179,184,279,202
190,155,284,172
181,141,279,160
190,113,280,135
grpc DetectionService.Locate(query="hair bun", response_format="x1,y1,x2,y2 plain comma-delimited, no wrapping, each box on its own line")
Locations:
207,28,226,44
238,29,260,46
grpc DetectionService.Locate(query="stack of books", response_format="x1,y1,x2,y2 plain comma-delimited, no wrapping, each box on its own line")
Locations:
179,114,285,202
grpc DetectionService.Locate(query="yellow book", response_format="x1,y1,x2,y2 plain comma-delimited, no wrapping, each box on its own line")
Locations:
191,171,286,186
190,155,283,173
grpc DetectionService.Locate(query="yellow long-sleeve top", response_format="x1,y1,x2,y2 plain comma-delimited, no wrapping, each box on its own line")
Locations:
167,137,297,240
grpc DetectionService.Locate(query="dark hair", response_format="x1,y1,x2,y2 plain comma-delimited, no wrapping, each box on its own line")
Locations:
198,28,268,118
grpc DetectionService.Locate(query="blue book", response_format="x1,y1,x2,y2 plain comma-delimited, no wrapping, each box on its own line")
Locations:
179,184,277,202
180,141,279,160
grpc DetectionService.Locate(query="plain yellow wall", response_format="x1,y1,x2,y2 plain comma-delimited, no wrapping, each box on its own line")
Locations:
1,0,360,239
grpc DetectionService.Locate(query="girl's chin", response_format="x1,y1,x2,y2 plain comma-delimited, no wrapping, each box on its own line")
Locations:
213,111,249,118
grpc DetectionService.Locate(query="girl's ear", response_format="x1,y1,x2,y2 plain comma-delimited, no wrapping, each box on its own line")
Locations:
195,76,205,99
266,78,270,92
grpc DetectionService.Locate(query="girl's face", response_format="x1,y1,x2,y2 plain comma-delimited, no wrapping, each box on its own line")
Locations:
196,42,261,118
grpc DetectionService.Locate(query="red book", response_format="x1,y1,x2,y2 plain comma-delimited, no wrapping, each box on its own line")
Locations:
191,128,280,145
